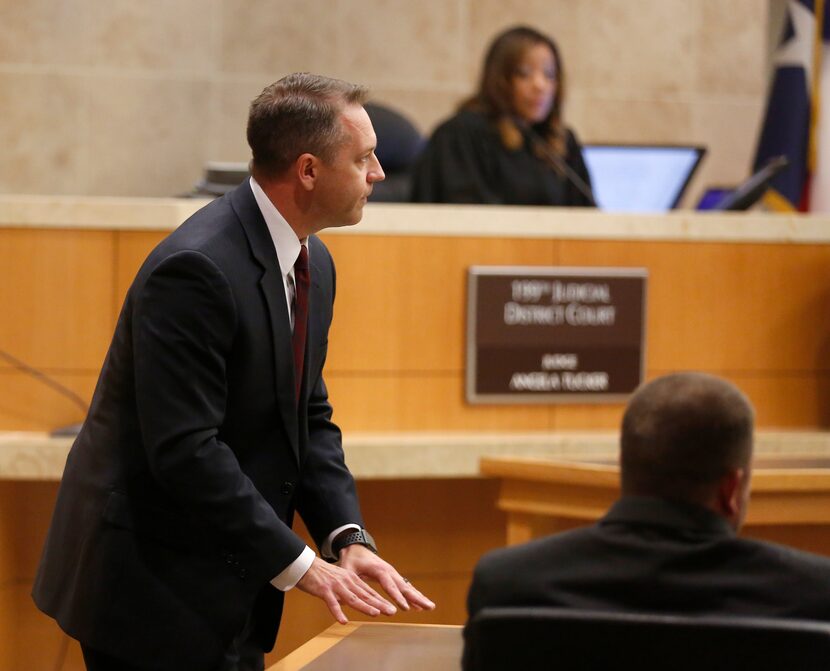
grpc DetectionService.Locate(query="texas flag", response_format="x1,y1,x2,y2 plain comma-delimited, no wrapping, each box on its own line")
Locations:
754,0,830,211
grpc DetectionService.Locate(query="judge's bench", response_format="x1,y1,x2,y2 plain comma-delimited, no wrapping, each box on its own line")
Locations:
1,196,830,668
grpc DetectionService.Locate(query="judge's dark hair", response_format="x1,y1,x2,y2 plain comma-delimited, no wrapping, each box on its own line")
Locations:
247,73,368,177
463,25,566,157
620,372,754,505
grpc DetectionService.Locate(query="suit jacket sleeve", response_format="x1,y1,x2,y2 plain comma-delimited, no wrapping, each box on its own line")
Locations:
132,249,305,581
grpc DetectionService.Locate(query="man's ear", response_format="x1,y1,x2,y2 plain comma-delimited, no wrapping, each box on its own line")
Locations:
296,153,318,191
716,468,745,520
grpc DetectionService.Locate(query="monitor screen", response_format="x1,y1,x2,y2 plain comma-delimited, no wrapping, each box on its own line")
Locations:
581,144,706,213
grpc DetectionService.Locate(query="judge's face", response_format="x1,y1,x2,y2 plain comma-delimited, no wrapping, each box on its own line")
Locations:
510,43,557,124
313,104,385,230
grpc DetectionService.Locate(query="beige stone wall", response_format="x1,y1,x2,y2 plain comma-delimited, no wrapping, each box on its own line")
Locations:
0,0,770,205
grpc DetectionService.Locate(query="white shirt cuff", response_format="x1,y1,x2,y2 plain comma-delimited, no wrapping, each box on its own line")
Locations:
321,523,361,560
270,546,315,592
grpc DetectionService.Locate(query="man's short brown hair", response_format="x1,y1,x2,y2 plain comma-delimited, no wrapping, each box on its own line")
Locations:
247,73,368,177
620,372,754,504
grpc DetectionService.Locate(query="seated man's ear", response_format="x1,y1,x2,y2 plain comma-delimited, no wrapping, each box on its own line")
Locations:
716,468,747,526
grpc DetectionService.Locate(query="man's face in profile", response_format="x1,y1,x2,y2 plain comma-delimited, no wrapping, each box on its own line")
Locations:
313,104,385,229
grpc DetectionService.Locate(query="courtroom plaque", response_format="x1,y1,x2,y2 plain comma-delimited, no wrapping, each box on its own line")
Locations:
466,266,647,403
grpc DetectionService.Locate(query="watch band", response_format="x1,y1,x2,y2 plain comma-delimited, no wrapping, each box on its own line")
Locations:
332,528,378,558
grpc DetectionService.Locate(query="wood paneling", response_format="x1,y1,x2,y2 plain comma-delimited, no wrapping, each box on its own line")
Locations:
322,235,557,372
544,373,830,431
0,484,17,585
13,481,60,573
724,373,830,428
0,484,16,670
550,402,626,431
0,481,75,670
558,239,830,372
0,229,115,369
354,478,505,575
326,374,554,431
115,231,167,303
0,371,98,430
1,479,89,670
0,588,15,670
15,584,83,670
4,226,830,430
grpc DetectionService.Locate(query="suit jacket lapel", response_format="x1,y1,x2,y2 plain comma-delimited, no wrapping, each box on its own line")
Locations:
229,184,300,464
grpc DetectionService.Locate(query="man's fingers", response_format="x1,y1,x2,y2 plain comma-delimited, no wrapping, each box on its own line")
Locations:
344,591,381,616
299,553,434,621
298,558,391,620
397,579,436,611
373,571,435,612
322,581,384,620
346,575,396,615
340,547,437,612
404,584,436,610
376,573,410,611
323,592,350,624
328,567,394,617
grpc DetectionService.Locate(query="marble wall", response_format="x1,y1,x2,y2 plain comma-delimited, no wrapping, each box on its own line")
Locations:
0,0,771,205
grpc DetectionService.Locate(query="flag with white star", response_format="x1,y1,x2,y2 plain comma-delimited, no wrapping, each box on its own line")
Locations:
753,0,829,211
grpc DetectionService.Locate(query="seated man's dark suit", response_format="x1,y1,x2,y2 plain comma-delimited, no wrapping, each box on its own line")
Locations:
468,496,830,622
32,183,362,670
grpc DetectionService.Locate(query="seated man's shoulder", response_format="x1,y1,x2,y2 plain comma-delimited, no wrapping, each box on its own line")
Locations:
475,526,596,577
741,535,830,577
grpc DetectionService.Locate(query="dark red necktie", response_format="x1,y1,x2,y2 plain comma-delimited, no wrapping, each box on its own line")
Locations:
292,246,310,404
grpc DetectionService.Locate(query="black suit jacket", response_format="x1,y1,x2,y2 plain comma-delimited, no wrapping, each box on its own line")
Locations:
32,183,363,670
468,496,830,624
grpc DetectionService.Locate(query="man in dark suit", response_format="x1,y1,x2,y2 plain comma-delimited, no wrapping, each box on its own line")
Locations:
466,373,830,645
32,73,434,671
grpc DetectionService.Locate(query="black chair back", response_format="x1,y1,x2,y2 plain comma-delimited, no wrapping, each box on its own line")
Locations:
463,607,830,670
364,102,424,202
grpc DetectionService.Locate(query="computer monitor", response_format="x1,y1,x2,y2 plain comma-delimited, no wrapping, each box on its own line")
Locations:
581,144,706,213
696,187,735,211
695,156,789,212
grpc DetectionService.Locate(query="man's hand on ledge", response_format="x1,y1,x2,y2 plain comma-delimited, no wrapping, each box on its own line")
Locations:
296,556,398,624
338,544,436,615
295,546,436,625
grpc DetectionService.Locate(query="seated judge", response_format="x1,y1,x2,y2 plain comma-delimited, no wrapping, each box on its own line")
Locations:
411,25,593,206
467,373,830,633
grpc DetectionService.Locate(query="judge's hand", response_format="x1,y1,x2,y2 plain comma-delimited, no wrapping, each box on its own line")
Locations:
338,544,436,614
296,556,398,624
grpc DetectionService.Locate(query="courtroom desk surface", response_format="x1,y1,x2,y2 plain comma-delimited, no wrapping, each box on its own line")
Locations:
2,430,830,481
267,623,462,671
1,193,829,244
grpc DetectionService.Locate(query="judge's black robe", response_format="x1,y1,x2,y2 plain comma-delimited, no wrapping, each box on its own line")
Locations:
411,108,593,206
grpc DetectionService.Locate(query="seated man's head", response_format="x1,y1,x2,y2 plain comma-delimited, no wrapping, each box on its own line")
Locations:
620,372,754,530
